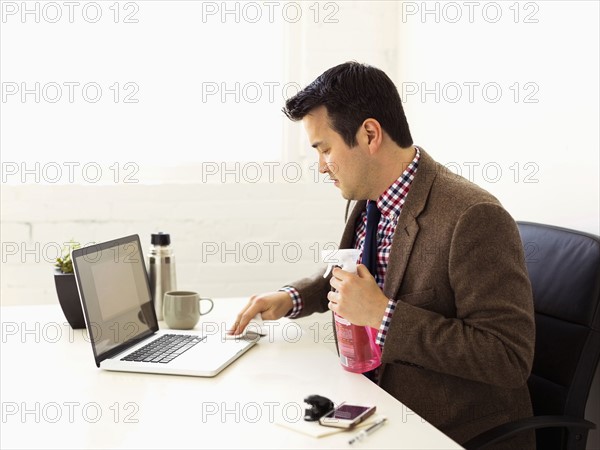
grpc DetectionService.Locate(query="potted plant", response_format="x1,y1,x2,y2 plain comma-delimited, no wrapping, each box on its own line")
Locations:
54,241,86,329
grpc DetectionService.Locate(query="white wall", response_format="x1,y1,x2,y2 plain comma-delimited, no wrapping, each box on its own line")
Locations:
395,1,599,234
1,182,345,304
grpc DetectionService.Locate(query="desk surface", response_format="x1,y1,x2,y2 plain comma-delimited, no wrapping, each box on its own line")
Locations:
0,298,462,449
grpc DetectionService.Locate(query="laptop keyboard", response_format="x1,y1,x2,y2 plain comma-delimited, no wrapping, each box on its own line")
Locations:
121,334,205,364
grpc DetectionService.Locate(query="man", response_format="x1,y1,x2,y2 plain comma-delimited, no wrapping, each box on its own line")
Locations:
231,62,535,449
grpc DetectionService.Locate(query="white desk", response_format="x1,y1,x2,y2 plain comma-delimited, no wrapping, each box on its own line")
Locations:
0,298,462,449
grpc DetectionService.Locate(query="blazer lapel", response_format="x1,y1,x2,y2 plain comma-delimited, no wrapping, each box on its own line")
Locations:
383,213,419,298
382,148,438,299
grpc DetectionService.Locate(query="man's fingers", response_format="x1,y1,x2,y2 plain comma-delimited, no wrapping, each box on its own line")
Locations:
332,267,344,279
230,291,291,335
332,267,358,281
233,301,265,335
356,264,372,278
230,298,255,335
327,290,338,304
329,276,340,291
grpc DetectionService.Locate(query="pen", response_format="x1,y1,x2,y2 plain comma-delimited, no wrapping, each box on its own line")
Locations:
348,417,387,445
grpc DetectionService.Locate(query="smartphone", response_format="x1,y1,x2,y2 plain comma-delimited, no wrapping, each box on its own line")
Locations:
318,403,376,429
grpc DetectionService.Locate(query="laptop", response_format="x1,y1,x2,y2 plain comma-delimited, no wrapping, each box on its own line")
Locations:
71,234,259,377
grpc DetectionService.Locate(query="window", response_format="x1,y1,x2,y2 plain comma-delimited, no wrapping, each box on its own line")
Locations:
1,1,287,184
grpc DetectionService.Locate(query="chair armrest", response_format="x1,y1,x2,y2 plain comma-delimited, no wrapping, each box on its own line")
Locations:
463,415,596,450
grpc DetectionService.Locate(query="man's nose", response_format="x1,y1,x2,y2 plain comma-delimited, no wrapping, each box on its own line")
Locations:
318,155,329,174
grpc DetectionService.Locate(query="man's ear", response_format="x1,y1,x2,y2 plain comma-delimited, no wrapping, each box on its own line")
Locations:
362,118,383,154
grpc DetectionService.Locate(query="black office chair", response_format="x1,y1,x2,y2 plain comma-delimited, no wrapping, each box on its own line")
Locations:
465,221,600,450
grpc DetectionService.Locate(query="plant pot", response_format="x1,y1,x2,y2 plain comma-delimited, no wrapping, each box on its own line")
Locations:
54,269,85,329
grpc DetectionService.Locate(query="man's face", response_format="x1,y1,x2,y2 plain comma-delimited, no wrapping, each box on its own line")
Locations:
302,106,370,200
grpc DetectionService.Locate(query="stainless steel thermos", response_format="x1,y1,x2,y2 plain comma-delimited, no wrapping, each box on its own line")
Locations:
148,232,176,320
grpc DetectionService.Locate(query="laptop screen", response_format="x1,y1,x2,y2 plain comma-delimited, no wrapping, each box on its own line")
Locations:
72,235,157,365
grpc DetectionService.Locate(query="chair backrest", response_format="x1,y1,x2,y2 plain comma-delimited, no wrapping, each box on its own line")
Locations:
517,221,600,447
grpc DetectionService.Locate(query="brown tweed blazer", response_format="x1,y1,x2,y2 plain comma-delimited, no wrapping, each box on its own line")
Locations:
289,148,536,449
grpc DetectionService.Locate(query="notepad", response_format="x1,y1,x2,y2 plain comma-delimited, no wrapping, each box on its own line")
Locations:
274,414,383,438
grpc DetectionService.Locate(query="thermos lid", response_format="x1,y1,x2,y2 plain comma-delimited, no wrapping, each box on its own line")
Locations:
151,232,171,246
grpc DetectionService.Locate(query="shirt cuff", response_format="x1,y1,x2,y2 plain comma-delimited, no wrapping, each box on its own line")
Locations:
376,298,397,346
279,286,303,318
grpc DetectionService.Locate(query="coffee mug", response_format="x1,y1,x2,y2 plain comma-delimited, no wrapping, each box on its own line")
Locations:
163,291,214,330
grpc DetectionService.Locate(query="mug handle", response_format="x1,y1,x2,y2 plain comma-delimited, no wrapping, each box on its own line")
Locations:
198,297,214,316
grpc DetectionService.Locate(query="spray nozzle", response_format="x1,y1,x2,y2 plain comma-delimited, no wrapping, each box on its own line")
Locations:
322,248,362,278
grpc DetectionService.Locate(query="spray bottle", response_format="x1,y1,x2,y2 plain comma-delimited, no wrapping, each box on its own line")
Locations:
323,249,382,373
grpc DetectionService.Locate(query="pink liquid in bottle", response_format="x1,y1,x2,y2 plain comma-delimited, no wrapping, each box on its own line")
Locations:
334,313,381,373
323,249,382,373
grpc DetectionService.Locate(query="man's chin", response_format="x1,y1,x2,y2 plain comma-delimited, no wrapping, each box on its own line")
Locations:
340,191,357,201
336,185,366,201
339,190,368,201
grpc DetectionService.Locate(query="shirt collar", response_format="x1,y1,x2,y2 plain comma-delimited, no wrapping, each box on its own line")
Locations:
376,146,421,220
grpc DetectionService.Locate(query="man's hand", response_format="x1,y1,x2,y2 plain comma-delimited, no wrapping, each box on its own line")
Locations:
328,264,388,329
229,291,293,335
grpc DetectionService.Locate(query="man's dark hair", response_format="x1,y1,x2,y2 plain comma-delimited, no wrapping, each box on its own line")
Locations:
282,61,413,148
